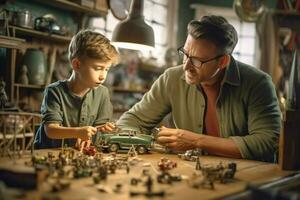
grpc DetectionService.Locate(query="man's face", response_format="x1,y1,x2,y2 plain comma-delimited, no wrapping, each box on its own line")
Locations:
75,57,112,89
182,35,224,85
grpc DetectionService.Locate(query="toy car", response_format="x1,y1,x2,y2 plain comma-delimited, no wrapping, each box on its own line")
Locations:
98,130,154,154
178,150,200,161
158,157,177,171
83,146,97,156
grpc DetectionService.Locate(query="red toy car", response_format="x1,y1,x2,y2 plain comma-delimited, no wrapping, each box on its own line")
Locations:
83,146,97,156
158,157,177,171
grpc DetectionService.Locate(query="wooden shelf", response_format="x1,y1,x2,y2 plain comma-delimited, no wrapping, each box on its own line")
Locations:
0,35,25,49
111,86,148,93
9,25,72,43
273,10,300,16
31,0,108,17
14,83,45,89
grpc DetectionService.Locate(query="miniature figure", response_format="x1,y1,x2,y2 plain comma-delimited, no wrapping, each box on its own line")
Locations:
188,171,214,189
188,161,237,189
0,77,8,109
157,157,177,171
18,65,29,84
131,178,142,185
127,145,138,157
113,183,123,193
178,149,201,162
195,156,201,170
157,172,182,184
130,175,165,197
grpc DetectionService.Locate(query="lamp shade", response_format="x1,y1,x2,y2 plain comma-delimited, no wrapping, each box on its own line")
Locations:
111,0,155,51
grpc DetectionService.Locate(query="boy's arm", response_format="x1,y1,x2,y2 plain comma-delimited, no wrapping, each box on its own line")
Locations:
44,123,97,141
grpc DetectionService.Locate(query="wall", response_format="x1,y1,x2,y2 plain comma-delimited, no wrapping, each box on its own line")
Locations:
176,0,277,47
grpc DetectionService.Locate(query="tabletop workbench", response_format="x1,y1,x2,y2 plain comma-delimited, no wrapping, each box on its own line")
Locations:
0,149,298,200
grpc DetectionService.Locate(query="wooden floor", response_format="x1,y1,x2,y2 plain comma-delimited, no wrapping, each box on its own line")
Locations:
0,149,298,200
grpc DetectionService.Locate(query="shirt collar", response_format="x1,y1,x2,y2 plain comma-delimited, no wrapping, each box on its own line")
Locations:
223,56,240,86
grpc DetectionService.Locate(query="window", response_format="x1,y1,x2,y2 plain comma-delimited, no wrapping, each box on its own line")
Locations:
191,4,257,66
229,19,256,66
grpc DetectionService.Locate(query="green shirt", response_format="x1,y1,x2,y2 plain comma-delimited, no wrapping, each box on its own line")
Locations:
35,80,113,148
117,57,281,162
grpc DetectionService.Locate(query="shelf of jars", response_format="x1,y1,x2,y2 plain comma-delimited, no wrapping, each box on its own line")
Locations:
273,9,300,16
0,35,25,49
31,0,108,17
9,25,72,43
14,83,45,89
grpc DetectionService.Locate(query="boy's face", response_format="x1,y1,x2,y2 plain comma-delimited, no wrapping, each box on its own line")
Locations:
73,57,112,88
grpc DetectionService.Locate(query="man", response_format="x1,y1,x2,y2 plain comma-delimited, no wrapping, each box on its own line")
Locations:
117,15,281,162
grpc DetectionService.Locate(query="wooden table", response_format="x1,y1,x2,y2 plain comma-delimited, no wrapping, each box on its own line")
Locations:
0,149,298,200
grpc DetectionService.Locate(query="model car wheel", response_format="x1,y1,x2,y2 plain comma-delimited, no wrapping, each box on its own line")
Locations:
109,143,119,152
136,146,147,154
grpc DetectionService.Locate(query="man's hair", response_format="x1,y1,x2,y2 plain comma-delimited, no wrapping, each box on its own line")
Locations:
68,29,119,63
187,15,238,55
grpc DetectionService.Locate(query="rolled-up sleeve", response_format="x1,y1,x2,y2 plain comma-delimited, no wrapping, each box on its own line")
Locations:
41,87,63,124
230,74,281,162
117,70,172,132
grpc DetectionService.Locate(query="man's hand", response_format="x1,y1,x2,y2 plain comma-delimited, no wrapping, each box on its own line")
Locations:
96,122,115,132
156,126,201,151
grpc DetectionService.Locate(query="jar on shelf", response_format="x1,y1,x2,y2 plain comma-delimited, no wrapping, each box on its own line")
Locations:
22,48,47,85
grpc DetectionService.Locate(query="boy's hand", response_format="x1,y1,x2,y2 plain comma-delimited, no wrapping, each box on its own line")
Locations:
75,138,91,152
96,122,115,132
78,126,97,141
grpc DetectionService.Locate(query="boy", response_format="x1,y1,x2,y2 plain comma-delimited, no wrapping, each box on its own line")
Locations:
34,30,119,149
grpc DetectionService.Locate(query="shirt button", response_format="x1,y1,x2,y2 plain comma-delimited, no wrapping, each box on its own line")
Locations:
201,105,205,108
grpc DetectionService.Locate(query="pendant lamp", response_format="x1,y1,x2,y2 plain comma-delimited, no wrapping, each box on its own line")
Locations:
111,0,155,51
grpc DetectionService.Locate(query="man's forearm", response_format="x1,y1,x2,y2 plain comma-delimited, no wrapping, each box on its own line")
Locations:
195,135,242,158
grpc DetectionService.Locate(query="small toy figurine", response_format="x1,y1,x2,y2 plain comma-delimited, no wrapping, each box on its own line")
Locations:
157,172,182,184
0,77,8,109
127,145,138,157
158,157,177,171
195,156,201,170
178,149,201,161
188,161,237,189
18,65,29,84
130,175,165,197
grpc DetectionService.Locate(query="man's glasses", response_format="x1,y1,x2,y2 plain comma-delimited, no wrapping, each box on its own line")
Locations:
177,46,224,69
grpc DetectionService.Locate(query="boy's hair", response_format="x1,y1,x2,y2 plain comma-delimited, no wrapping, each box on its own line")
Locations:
187,15,238,55
68,29,119,64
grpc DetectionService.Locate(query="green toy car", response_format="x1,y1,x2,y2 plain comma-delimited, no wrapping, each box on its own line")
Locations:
98,130,154,154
